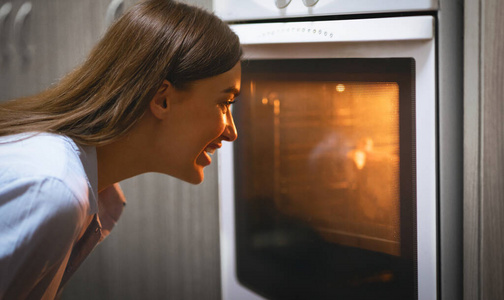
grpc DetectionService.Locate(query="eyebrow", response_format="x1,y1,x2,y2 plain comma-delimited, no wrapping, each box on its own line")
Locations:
222,86,241,97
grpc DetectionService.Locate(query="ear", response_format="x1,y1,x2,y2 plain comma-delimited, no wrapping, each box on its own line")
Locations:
149,80,172,120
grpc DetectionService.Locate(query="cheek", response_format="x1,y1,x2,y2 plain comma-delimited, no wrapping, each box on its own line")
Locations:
191,110,228,148
208,113,227,138
204,109,226,132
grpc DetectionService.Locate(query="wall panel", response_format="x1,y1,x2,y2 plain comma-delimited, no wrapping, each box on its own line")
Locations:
465,0,504,299
0,0,14,102
481,0,504,298
463,0,481,298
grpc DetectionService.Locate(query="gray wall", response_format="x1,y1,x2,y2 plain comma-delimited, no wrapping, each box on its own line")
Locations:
464,0,504,299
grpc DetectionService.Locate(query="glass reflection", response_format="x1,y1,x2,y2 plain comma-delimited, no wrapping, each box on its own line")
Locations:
259,81,400,256
233,58,416,300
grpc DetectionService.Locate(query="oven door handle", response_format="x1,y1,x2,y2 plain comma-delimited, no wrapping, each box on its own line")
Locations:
231,16,434,45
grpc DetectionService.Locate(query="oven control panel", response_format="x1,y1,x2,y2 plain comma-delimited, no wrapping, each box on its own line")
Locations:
275,0,319,8
214,0,437,21
302,0,319,7
274,0,291,8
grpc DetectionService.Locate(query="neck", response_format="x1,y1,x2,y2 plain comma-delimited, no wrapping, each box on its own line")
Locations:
95,114,157,192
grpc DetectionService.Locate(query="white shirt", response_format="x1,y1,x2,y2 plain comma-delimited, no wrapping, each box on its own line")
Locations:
0,132,100,299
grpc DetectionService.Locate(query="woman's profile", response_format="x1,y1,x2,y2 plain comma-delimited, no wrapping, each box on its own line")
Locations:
0,0,242,298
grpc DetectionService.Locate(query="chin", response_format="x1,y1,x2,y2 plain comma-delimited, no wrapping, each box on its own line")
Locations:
161,162,206,184
185,176,204,185
180,169,205,185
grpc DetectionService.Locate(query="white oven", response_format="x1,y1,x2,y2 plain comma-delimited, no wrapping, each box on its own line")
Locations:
214,0,437,21
217,2,444,300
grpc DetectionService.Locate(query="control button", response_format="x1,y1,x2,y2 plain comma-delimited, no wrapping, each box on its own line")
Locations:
302,0,319,7
275,0,292,9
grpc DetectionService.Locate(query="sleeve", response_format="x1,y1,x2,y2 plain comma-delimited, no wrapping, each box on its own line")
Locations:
97,182,127,239
0,176,87,299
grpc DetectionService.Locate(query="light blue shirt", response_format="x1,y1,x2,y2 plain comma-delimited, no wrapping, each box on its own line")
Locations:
0,132,99,299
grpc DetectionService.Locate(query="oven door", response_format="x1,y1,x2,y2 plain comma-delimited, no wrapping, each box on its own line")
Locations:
219,16,436,300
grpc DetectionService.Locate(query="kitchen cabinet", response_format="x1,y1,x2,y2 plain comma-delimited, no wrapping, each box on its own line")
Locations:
0,0,52,102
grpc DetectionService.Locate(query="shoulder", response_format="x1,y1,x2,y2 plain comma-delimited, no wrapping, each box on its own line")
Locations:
0,132,78,172
0,133,91,205
0,176,88,266
0,176,88,264
0,176,88,296
0,176,88,233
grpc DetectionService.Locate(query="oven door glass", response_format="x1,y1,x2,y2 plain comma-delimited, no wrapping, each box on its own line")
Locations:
232,58,416,300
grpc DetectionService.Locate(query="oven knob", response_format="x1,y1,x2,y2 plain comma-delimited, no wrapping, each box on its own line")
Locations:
302,0,319,7
275,0,292,9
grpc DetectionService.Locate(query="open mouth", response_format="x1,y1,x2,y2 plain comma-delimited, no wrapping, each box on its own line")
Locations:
205,146,217,156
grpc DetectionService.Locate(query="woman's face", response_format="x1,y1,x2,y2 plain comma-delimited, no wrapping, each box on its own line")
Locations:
155,63,241,184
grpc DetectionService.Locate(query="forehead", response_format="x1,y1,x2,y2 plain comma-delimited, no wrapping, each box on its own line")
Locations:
191,63,241,94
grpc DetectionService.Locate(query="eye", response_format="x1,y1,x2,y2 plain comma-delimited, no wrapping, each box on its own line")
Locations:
220,98,236,114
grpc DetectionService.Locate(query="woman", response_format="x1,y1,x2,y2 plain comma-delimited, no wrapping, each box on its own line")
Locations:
0,0,242,299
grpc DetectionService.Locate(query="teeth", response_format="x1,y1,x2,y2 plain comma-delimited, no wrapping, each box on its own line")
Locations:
205,147,216,155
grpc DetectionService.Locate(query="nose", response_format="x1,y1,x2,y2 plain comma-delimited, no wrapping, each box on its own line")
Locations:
222,109,238,142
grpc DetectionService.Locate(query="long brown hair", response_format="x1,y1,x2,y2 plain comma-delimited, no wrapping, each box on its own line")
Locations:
0,0,242,146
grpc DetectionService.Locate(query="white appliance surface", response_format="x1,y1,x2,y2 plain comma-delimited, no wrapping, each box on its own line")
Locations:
219,16,437,300
214,0,438,21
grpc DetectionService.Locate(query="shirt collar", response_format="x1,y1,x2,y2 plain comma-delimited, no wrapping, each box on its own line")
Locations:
75,142,99,215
